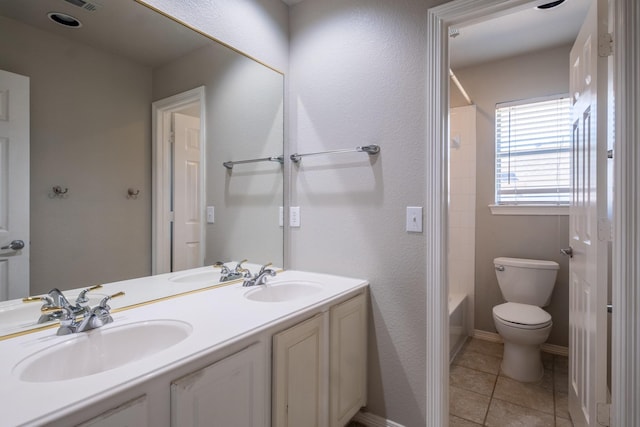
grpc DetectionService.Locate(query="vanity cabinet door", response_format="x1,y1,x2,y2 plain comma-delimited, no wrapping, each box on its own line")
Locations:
329,293,367,427
77,395,148,427
171,342,266,427
272,313,327,427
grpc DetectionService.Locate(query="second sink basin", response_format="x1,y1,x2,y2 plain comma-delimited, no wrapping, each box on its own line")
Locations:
13,319,192,382
244,281,323,303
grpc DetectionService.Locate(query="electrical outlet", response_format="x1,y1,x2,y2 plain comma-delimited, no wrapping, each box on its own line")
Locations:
206,206,215,224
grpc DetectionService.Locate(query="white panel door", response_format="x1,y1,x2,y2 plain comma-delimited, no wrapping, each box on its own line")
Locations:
273,314,327,427
172,112,202,271
329,293,367,427
171,343,266,427
568,0,609,424
0,70,29,301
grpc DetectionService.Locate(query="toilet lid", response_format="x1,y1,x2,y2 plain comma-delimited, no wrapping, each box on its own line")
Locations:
493,302,552,326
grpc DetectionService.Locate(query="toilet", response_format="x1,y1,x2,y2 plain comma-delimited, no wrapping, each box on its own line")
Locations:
492,257,559,382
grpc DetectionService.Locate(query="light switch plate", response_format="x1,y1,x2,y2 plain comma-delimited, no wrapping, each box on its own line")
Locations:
279,206,284,227
206,206,215,224
406,206,423,233
290,207,300,227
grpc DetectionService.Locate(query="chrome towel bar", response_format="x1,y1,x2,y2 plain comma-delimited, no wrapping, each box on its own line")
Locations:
290,144,380,163
223,155,284,170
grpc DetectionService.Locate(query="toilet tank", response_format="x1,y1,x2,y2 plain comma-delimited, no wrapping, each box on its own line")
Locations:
494,257,559,307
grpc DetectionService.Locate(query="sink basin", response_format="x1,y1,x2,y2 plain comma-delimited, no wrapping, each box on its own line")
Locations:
169,270,221,284
244,281,323,303
13,320,192,382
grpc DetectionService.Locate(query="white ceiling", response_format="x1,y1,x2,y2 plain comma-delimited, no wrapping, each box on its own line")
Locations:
0,0,211,68
280,0,590,70
450,0,591,69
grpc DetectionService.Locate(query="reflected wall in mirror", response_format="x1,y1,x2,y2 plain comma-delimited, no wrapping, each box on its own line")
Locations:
0,0,284,303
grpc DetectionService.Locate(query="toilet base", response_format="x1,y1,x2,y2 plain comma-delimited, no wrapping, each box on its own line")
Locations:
501,341,544,382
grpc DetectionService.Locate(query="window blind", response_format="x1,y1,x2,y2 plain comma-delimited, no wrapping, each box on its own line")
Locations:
495,96,572,205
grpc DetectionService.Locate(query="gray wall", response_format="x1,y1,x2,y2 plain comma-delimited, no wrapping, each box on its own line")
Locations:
451,44,572,347
0,16,152,295
288,0,447,424
153,44,284,267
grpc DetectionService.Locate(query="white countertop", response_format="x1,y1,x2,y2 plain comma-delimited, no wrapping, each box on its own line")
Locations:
0,269,368,427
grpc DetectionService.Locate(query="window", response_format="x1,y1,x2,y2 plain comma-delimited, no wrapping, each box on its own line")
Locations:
495,95,571,206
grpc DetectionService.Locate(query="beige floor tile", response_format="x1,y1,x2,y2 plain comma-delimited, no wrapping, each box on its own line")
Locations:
493,376,555,415
541,352,554,370
454,349,502,375
465,338,504,358
485,398,555,427
450,385,491,424
555,391,570,419
554,355,569,374
450,364,497,396
556,415,574,426
449,414,482,426
554,369,569,394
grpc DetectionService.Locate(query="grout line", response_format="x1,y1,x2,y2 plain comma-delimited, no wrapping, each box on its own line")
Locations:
482,361,501,425
552,354,557,427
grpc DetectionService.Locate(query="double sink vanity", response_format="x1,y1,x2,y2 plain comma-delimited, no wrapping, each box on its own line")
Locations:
0,266,368,427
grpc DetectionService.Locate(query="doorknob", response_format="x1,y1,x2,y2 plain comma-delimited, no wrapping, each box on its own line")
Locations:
1,240,25,251
560,246,573,258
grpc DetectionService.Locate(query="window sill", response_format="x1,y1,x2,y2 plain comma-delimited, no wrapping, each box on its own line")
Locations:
489,205,569,216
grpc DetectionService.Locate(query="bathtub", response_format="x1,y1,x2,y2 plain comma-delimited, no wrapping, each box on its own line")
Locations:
449,293,468,362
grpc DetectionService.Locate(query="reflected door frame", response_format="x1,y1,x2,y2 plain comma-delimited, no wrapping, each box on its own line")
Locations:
152,86,206,274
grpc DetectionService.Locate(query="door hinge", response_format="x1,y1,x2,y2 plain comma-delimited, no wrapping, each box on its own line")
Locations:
169,131,175,144
598,32,613,57
597,402,611,426
169,211,175,222
598,218,613,242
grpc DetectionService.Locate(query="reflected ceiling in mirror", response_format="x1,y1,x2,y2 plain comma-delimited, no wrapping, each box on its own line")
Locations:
0,0,284,337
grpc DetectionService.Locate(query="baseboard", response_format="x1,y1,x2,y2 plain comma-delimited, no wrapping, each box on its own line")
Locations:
472,329,569,356
352,411,406,427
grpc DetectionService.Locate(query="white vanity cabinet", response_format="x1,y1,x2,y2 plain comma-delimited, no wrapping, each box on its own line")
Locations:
272,292,367,427
170,342,267,427
329,293,367,427
76,395,148,427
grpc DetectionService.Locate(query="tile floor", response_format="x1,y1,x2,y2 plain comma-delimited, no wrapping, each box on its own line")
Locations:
450,338,573,426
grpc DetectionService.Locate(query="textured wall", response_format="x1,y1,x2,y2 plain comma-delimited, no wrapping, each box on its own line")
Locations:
144,0,289,73
288,0,447,424
452,45,572,347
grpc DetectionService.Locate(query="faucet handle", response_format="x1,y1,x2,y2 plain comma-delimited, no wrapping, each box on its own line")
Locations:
75,284,103,305
96,291,125,310
234,259,248,272
213,261,232,274
23,295,55,307
258,262,273,275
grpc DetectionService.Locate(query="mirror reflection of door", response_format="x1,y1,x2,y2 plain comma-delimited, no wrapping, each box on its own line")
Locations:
172,110,202,272
0,69,29,301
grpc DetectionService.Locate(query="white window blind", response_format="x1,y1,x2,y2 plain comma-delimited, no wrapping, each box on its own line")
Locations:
495,95,572,205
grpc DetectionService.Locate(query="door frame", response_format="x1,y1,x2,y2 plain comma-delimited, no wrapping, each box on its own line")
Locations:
425,0,640,425
152,86,206,275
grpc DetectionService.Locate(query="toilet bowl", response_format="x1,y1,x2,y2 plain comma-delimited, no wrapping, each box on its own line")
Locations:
493,257,559,382
493,302,552,382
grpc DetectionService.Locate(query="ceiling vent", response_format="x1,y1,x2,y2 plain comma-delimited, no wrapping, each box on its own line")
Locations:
62,0,102,12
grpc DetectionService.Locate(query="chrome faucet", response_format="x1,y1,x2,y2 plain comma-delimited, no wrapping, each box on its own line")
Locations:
214,259,251,282
42,291,125,336
242,262,277,287
24,285,102,324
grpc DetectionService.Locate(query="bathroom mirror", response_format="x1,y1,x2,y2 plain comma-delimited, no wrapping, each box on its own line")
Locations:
0,0,284,336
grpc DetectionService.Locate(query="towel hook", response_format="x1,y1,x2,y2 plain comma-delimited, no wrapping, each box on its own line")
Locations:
50,185,69,198
127,188,140,199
